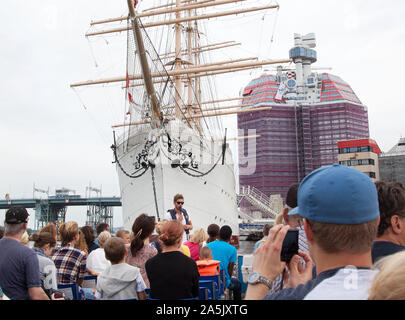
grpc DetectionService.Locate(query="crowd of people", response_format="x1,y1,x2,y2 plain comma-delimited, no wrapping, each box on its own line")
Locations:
0,193,241,300
1,165,405,300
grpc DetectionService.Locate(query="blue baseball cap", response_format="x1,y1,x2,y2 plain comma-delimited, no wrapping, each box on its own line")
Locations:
296,164,379,224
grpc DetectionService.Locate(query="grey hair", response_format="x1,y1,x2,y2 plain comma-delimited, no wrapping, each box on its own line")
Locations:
4,222,25,236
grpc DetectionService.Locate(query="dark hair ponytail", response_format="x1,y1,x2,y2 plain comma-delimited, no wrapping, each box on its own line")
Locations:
130,214,155,256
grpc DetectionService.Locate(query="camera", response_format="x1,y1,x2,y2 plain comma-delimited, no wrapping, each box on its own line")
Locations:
48,288,68,300
280,229,299,263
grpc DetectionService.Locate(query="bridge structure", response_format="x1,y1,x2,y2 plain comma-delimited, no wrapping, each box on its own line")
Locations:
0,194,122,231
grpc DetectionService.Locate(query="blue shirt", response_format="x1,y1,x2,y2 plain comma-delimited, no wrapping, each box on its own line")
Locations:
0,238,42,300
206,240,237,287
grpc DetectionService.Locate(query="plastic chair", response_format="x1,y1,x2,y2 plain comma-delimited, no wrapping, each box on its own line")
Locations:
58,283,81,300
198,280,217,300
199,274,221,298
81,275,98,289
220,269,226,296
199,287,210,300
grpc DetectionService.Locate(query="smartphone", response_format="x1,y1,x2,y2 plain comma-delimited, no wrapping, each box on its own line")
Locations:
280,229,299,263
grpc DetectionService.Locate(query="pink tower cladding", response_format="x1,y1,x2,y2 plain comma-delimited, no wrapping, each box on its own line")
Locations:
238,33,369,200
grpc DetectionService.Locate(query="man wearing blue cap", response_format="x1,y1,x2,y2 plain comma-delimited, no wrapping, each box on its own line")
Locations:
245,164,380,300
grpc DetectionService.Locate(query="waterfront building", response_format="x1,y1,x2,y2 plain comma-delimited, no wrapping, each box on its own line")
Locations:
337,139,381,181
379,138,405,186
238,33,370,200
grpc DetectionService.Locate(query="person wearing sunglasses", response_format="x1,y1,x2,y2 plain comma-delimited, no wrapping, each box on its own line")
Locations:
165,194,193,243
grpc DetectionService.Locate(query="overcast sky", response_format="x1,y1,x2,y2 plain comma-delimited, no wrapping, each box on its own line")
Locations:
1,0,404,229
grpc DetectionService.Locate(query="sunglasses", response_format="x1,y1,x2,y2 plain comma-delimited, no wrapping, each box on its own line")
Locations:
176,201,184,205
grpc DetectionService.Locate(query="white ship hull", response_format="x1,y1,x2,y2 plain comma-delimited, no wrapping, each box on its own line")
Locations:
115,120,239,235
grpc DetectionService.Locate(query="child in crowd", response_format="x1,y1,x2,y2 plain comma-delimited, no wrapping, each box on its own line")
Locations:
196,246,220,276
95,237,147,300
184,228,209,261
116,229,131,245
86,231,112,276
30,232,59,297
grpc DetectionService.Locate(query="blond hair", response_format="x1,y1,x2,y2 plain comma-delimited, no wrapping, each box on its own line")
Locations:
368,251,405,300
98,230,112,248
59,221,79,246
155,219,168,235
369,251,405,300
20,231,30,246
190,228,208,244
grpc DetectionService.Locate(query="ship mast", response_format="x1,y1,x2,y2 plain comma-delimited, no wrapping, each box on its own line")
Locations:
71,0,289,130
126,0,162,128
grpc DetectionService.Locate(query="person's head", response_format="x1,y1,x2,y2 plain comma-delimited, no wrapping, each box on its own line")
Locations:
20,231,30,246
116,229,131,245
190,228,208,244
219,225,232,242
97,230,111,249
77,229,88,254
96,222,110,236
206,224,220,243
369,250,405,300
130,214,155,256
199,246,213,260
59,221,80,246
296,164,380,258
159,220,184,248
40,223,58,242
80,225,96,248
173,193,184,211
4,206,29,237
155,219,168,235
262,224,271,237
30,232,57,257
103,237,127,264
375,181,405,245
283,183,302,227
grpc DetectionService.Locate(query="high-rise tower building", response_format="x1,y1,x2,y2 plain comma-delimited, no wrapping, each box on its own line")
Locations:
238,33,370,200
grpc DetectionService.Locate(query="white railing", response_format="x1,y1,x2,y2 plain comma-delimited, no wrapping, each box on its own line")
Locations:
239,185,279,218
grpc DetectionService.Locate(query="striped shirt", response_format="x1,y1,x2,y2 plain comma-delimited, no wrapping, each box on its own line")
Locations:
51,244,87,284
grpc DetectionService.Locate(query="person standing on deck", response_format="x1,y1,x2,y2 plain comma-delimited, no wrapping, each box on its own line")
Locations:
166,194,193,243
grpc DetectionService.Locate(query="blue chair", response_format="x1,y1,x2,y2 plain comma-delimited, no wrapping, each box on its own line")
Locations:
199,274,221,299
199,280,217,300
219,269,226,296
238,255,248,293
199,287,210,300
58,283,81,300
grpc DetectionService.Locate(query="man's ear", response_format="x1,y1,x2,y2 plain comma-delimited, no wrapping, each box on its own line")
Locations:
391,215,402,235
303,219,313,244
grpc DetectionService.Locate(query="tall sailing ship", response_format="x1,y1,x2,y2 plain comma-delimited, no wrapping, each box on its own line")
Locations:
71,0,290,234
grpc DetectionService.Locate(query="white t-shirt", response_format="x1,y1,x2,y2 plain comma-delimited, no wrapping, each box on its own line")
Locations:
86,248,111,274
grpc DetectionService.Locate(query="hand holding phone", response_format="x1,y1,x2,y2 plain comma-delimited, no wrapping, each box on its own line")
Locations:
280,229,299,263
